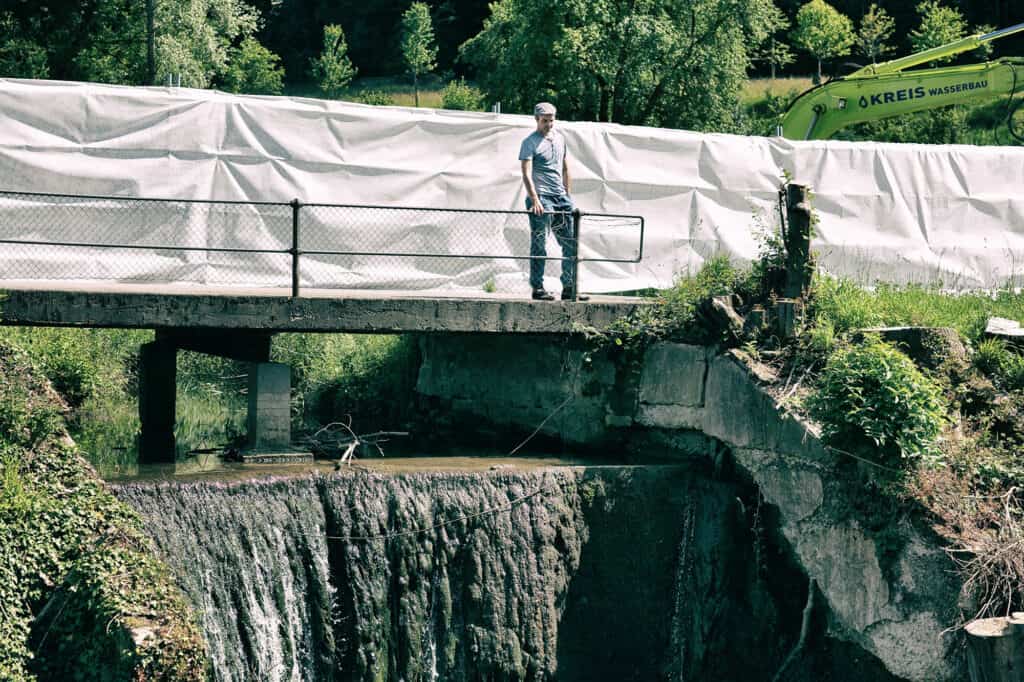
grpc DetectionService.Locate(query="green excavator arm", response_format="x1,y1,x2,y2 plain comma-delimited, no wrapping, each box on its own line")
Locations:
779,22,1024,140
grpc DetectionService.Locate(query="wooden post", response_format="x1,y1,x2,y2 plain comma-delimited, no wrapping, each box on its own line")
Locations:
965,615,1024,682
783,183,813,299
774,298,804,339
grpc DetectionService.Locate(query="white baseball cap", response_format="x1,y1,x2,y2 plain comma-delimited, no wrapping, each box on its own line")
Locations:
534,102,556,116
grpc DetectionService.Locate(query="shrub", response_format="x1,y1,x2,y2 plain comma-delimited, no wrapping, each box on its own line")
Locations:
356,90,394,106
974,338,1009,376
844,105,969,144
441,78,486,111
806,337,946,466
974,338,1024,391
664,254,743,320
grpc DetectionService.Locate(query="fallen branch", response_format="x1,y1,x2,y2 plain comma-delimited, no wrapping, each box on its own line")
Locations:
304,417,409,465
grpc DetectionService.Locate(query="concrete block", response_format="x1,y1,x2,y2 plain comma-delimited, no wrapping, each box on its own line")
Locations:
248,362,292,450
701,355,770,449
639,343,707,406
733,449,823,522
138,340,177,464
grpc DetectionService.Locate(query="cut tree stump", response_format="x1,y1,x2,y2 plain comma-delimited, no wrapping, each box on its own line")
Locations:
965,615,1024,682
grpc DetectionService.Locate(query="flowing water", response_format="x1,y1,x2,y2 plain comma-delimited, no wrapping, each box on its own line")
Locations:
110,458,854,681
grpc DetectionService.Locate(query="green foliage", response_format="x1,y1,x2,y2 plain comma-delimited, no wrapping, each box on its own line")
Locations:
845,104,968,144
0,13,48,78
973,338,1008,376
806,337,946,466
461,0,780,131
856,3,895,64
311,24,358,99
663,255,742,321
805,277,1024,345
356,89,395,105
806,276,883,333
272,333,420,432
401,2,438,107
222,37,285,95
0,340,208,678
441,78,485,111
791,0,854,81
71,0,259,87
749,4,794,79
973,24,995,60
909,0,967,62
591,254,748,351
973,338,1024,391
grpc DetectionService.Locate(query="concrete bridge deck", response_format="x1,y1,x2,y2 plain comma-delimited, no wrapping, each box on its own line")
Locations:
0,282,645,334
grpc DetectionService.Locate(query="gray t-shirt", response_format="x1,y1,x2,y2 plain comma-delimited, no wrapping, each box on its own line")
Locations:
518,130,567,197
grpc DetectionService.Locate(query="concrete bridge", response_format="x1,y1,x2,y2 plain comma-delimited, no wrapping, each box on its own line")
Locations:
0,282,643,462
0,189,646,462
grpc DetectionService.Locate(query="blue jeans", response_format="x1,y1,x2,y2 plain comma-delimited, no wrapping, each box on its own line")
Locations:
526,194,576,291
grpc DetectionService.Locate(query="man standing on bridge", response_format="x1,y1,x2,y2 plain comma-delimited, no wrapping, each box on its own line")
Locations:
519,102,588,301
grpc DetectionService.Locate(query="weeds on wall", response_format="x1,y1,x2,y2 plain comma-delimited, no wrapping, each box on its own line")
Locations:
0,341,208,679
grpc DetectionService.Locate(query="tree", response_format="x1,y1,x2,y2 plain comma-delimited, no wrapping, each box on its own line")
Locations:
751,3,794,80
0,13,49,78
461,0,781,132
400,2,438,107
70,0,260,87
974,23,995,60
222,38,285,94
856,4,895,64
311,24,358,99
791,0,854,84
909,1,967,63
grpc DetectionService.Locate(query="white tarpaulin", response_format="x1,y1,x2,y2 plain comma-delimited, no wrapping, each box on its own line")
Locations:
1,77,1023,293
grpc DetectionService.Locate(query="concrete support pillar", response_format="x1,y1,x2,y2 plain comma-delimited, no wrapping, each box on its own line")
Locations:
138,340,177,464
247,362,291,451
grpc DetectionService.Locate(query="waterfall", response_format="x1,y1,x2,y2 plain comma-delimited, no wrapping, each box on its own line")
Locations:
113,464,816,681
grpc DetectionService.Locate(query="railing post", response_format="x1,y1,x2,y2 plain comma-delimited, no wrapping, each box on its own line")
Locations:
571,208,582,299
290,198,300,297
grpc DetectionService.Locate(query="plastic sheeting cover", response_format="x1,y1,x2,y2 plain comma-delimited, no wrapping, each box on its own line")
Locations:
1,77,1023,292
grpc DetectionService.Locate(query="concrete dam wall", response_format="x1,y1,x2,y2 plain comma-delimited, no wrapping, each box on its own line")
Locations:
110,334,959,681
416,335,962,681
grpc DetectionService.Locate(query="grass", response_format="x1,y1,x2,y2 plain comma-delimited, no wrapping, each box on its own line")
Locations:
742,76,814,104
285,76,447,108
812,279,1024,343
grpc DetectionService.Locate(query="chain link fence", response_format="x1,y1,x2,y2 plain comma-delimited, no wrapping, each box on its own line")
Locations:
0,190,644,295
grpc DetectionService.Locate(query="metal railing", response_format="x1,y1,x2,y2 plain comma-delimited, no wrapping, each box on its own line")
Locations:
0,190,644,297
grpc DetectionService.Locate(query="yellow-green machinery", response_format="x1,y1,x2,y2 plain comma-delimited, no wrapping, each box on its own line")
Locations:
779,22,1024,140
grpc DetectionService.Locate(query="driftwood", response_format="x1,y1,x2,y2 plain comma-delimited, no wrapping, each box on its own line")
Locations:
303,419,409,465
